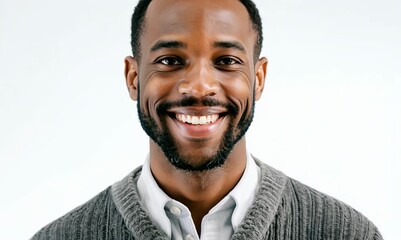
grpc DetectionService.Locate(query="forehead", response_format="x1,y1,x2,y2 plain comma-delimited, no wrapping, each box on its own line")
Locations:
142,0,255,50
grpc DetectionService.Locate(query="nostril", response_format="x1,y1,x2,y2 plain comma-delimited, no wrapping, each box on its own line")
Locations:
206,91,216,97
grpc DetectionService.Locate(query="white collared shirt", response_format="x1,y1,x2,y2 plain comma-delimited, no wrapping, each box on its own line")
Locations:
137,152,260,240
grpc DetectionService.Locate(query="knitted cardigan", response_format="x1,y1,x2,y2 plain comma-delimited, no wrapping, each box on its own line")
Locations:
31,160,382,240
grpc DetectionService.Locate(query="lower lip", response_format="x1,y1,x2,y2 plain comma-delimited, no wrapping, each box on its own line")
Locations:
168,116,225,140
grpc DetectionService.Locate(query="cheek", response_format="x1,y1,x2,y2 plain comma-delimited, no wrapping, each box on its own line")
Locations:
217,71,253,108
225,79,251,97
140,75,177,116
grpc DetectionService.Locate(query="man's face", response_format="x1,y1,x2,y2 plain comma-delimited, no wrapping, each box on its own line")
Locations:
127,0,266,171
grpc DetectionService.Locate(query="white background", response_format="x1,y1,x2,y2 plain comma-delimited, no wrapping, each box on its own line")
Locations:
1,0,400,239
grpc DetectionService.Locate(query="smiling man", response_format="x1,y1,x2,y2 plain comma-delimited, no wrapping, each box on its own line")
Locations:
32,0,382,239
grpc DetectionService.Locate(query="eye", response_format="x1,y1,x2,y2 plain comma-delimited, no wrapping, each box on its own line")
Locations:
215,56,242,66
155,56,183,66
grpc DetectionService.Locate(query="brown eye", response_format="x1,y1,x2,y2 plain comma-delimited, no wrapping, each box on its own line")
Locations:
215,57,242,66
156,57,183,66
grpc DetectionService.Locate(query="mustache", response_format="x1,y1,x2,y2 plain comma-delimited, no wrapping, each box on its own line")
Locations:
156,97,238,116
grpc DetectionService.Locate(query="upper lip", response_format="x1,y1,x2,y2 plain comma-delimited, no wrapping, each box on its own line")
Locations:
167,106,227,116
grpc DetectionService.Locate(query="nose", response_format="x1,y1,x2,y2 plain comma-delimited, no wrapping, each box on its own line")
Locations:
178,62,220,98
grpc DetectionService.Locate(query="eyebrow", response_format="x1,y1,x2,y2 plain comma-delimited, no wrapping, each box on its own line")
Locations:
149,40,246,53
150,40,187,52
213,41,246,53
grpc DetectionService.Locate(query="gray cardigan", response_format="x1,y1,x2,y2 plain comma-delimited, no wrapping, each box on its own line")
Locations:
31,160,382,239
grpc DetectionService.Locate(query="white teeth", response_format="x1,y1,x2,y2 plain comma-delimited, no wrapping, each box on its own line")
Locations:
192,116,200,124
175,114,220,125
199,116,207,124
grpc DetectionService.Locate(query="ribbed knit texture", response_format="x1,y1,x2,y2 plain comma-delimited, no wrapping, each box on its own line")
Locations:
31,160,382,240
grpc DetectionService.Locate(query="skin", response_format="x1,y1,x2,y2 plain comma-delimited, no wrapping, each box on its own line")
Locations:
124,0,268,233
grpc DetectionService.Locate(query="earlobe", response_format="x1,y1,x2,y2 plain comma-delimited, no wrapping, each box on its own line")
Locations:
255,57,268,101
124,56,139,101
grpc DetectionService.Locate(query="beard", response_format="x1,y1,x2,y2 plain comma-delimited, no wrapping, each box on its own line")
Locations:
137,91,256,172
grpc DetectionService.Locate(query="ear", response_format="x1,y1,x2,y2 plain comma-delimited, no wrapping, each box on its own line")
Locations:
254,57,268,101
124,56,139,101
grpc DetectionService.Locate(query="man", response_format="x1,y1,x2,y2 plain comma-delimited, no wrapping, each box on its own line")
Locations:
32,0,382,239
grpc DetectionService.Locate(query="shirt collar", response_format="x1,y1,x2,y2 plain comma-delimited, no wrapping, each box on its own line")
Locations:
137,151,260,236
229,151,261,229
137,155,172,237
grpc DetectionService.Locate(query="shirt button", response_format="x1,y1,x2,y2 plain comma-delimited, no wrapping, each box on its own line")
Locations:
169,205,182,215
185,234,195,240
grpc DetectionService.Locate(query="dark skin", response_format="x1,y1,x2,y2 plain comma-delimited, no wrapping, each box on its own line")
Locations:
124,0,267,234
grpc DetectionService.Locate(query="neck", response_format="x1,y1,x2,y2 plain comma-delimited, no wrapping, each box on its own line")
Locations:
149,138,247,233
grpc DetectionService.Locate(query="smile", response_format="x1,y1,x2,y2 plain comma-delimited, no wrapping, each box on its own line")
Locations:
166,107,228,140
175,114,219,125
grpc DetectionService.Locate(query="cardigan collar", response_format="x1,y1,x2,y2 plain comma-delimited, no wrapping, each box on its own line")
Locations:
136,152,260,238
111,157,287,240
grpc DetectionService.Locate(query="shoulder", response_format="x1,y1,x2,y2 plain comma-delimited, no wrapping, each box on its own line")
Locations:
284,177,382,239
31,167,146,240
31,187,114,239
30,187,130,240
255,160,382,239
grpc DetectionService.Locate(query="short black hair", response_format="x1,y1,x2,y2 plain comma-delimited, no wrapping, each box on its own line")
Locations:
130,0,263,61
